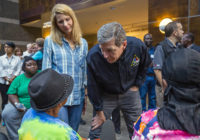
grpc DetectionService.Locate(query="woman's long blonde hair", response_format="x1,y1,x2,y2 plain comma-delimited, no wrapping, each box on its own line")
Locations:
50,4,82,46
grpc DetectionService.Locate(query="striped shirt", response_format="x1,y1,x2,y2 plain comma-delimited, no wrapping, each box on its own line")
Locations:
42,36,88,105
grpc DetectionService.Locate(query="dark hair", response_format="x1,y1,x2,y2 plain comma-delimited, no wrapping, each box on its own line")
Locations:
143,33,152,40
5,42,15,49
185,32,195,43
165,21,180,37
22,56,37,72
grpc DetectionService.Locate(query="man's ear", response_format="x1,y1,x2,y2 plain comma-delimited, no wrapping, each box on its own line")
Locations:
123,40,127,49
173,30,178,36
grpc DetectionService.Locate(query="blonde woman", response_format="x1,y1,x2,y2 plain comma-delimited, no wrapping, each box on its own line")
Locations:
42,4,88,132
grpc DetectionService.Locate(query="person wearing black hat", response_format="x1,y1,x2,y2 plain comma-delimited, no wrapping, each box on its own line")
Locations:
0,42,21,110
132,48,200,139
18,69,81,140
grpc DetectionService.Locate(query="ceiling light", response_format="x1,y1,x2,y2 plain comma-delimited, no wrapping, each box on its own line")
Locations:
43,21,51,28
159,18,173,34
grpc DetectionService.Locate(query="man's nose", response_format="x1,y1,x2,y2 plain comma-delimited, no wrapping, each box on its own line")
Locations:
103,52,109,59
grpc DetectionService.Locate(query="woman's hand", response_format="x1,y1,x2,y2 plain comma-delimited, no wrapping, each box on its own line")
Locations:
82,88,88,115
15,102,26,112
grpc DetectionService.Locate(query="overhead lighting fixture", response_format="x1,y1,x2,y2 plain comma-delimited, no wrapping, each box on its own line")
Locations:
159,18,173,34
43,21,51,28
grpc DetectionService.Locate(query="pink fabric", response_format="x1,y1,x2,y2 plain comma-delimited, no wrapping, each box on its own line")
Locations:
132,109,200,140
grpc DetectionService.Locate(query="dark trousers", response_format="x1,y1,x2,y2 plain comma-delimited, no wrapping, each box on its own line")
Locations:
0,84,9,110
112,107,121,132
88,90,142,139
139,76,156,111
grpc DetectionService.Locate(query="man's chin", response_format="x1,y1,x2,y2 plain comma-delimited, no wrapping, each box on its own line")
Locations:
106,59,115,64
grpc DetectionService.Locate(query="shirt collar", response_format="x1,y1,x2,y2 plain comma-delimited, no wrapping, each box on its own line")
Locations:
188,44,194,48
165,38,176,48
5,54,14,59
62,37,80,49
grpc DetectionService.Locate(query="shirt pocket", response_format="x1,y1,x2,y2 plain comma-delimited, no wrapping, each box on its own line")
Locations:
78,54,85,68
126,62,139,81
74,54,86,73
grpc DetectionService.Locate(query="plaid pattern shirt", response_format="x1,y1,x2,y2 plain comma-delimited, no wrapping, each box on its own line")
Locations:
42,36,88,105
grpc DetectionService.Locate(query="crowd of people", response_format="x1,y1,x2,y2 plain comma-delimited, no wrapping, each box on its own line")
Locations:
0,3,200,140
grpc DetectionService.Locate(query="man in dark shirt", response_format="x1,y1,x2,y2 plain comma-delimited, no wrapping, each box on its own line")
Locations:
181,32,200,53
87,22,150,139
153,21,184,107
139,33,156,111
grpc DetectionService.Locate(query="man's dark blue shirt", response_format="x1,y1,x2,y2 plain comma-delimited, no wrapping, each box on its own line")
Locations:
87,36,150,111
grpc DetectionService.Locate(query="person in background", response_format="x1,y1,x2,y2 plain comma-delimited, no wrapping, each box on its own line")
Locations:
30,43,38,55
132,48,200,140
32,38,44,70
0,42,21,110
153,21,184,107
23,43,33,57
18,69,81,140
139,33,156,111
14,47,23,60
87,22,150,140
42,4,88,132
14,47,24,74
0,43,5,56
2,57,39,140
181,32,200,53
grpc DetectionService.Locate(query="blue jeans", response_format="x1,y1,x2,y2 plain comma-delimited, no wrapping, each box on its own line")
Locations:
139,75,156,111
58,99,84,132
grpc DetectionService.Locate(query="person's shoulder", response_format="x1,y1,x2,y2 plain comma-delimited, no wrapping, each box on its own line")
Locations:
13,55,21,60
0,54,5,59
126,36,146,51
10,74,22,84
81,37,87,44
154,43,164,54
155,44,163,50
16,73,25,79
45,36,51,41
87,44,100,59
80,37,88,49
44,36,53,44
19,113,80,140
191,44,200,53
127,36,144,45
21,108,35,122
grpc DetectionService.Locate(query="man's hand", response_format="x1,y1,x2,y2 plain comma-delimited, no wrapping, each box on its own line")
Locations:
4,77,9,81
82,88,88,115
82,96,87,115
130,86,139,91
91,111,106,130
9,76,16,84
162,79,168,93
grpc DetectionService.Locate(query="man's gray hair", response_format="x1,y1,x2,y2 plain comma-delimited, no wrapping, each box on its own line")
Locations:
97,22,126,47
